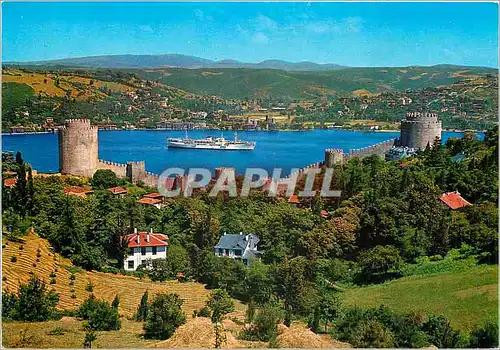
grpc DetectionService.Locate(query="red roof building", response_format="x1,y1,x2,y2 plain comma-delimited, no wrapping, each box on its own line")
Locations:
64,186,94,197
108,186,128,195
440,191,472,210
144,192,164,199
320,210,329,218
137,196,164,208
124,229,169,271
287,194,301,205
3,178,16,188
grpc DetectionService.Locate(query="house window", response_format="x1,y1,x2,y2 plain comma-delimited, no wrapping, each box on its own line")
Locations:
128,261,134,269
141,247,146,255
235,250,242,256
224,249,229,255
218,248,223,254
152,246,157,255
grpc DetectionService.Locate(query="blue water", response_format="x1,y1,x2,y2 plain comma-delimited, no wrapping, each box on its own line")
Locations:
2,130,469,175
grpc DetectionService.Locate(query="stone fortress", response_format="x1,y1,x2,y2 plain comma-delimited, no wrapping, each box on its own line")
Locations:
59,112,441,189
58,119,160,187
399,112,442,149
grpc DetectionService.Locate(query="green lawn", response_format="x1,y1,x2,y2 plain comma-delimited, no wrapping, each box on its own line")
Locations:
342,264,498,332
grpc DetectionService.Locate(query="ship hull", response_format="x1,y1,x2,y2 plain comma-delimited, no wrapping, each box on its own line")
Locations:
168,140,255,150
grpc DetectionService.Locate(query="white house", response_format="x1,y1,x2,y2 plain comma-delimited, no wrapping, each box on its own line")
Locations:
214,232,260,266
123,228,169,271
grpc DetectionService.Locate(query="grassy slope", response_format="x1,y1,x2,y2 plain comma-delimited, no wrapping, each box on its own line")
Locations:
134,65,497,99
342,264,498,332
1,230,245,318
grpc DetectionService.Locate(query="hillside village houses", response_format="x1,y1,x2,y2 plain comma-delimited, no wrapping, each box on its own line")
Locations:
214,232,260,266
124,228,169,271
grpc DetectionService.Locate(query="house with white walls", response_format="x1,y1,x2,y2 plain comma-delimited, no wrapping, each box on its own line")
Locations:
123,228,169,271
214,232,260,266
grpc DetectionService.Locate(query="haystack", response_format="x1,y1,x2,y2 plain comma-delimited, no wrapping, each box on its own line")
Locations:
276,323,352,348
151,317,242,348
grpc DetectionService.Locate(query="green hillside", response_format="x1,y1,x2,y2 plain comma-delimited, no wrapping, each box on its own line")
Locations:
342,264,498,332
134,65,497,99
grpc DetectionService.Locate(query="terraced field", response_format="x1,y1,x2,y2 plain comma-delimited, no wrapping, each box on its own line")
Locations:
1,231,245,318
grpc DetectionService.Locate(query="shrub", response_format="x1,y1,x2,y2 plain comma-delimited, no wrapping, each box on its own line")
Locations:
36,252,41,258
69,281,74,286
49,271,56,278
423,315,463,348
71,293,77,299
241,303,284,341
10,256,17,263
2,244,6,249
135,291,149,322
469,321,499,348
144,293,186,340
36,258,40,262
112,294,120,310
47,327,66,336
76,295,121,331
357,245,403,282
2,276,7,281
5,276,60,321
70,289,75,293
19,245,24,250
32,263,37,267
70,274,76,280
86,281,94,292
91,169,118,189
50,278,56,284
193,306,211,318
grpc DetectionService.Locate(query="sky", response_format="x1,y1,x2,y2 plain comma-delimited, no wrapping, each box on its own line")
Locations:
2,2,498,67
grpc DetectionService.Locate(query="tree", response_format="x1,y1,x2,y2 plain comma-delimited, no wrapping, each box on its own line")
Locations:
14,152,28,217
242,302,284,342
309,291,342,334
357,245,403,282
143,293,186,340
10,276,59,321
77,294,121,331
135,290,149,322
112,294,120,310
423,315,462,348
206,289,235,348
469,321,499,348
83,322,97,348
91,169,118,189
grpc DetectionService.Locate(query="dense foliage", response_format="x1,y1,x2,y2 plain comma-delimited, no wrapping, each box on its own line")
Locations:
143,293,186,340
76,294,121,331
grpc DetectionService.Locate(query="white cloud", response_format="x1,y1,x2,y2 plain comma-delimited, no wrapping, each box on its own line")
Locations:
252,32,269,44
139,25,153,32
255,14,278,30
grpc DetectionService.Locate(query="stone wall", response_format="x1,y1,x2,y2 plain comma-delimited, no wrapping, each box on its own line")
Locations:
59,119,98,177
97,160,127,178
348,139,396,159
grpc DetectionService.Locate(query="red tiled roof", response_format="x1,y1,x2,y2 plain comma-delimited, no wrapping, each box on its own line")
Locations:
4,178,16,187
144,192,163,199
3,170,16,176
440,191,472,210
64,186,93,196
108,186,128,194
125,231,169,248
137,197,162,205
399,161,410,167
288,194,300,204
320,210,329,218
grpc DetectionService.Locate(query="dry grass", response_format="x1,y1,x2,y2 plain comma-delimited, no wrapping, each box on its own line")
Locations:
276,323,351,348
2,69,132,101
2,231,245,319
150,317,242,348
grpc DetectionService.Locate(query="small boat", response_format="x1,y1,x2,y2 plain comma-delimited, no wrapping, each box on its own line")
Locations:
167,131,256,150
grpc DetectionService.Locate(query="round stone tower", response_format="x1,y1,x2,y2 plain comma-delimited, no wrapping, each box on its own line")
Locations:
399,112,442,150
58,119,98,177
324,149,344,167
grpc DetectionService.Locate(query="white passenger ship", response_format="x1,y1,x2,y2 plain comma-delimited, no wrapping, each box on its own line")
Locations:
167,132,256,150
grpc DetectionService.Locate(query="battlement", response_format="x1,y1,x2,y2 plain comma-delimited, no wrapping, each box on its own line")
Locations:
405,112,439,120
348,139,396,159
98,159,127,168
66,118,91,124
325,148,345,167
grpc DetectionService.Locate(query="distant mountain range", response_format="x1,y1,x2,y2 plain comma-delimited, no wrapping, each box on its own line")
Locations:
6,54,347,71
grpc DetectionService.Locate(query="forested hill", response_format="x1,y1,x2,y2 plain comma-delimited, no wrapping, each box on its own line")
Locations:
133,65,497,99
